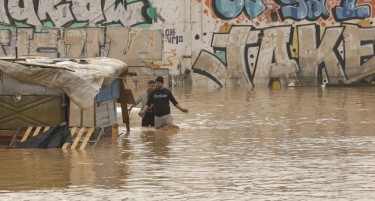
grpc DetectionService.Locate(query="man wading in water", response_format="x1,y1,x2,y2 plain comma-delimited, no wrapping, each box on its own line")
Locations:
138,76,188,129
129,80,155,127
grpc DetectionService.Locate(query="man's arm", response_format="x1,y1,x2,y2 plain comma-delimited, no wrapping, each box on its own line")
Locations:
138,104,150,117
175,103,188,113
168,90,188,113
138,92,153,117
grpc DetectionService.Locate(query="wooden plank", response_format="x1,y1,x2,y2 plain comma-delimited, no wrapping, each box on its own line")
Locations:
21,127,33,142
70,127,78,136
79,127,95,150
69,101,82,126
32,127,42,136
62,127,78,149
12,126,101,149
119,80,130,131
82,104,95,127
124,89,135,105
43,127,50,132
69,100,95,127
70,127,85,149
96,100,117,127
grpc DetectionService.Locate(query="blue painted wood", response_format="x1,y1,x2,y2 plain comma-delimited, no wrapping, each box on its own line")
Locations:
95,78,121,103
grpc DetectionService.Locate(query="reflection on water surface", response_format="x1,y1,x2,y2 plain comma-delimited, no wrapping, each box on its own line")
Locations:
1,87,375,200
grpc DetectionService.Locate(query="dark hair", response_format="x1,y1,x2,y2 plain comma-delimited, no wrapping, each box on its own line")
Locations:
148,80,155,84
155,76,164,83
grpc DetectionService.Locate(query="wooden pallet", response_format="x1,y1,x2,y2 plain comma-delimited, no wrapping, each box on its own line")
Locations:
9,126,103,149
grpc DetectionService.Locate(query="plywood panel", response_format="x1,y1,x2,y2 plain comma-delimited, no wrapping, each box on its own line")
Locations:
95,100,116,127
0,95,64,130
69,100,95,127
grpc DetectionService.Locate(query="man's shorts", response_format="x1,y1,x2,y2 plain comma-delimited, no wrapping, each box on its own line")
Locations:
154,114,173,128
142,111,155,127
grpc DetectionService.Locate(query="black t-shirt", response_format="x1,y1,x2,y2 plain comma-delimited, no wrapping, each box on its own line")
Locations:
146,88,178,117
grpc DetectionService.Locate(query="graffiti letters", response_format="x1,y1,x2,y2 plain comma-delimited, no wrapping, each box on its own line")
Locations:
165,29,183,44
279,0,330,20
343,25,375,76
193,24,375,86
0,30,11,56
211,0,371,22
213,0,266,19
333,0,370,21
103,0,146,27
8,0,40,25
0,0,150,27
38,0,74,27
0,27,162,67
0,3,10,24
71,0,104,24
298,25,345,84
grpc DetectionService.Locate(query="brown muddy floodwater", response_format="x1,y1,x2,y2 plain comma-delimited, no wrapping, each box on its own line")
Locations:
1,86,375,200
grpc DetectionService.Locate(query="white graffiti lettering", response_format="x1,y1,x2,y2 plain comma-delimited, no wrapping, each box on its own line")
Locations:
0,0,147,27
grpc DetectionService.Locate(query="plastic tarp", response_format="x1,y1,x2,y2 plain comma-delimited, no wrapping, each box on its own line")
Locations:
0,57,127,108
18,125,72,148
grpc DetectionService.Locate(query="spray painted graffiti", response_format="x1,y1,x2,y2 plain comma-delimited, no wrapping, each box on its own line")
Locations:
192,0,375,87
0,0,164,67
212,0,267,19
165,29,183,44
1,0,375,87
211,0,370,22
0,27,163,67
278,0,330,20
193,24,375,86
0,0,151,27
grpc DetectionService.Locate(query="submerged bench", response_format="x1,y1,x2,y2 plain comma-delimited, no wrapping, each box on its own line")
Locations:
9,126,104,149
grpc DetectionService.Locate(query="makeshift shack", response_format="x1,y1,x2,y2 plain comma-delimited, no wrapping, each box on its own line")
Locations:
0,57,134,144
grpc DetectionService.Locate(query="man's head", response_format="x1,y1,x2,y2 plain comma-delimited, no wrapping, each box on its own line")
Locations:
155,76,164,89
147,80,155,90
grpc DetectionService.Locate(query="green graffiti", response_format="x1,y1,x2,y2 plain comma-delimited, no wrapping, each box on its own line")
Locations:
146,4,156,20
69,22,88,28
0,25,16,32
215,51,226,63
108,24,124,27
42,22,54,28
128,0,155,23
134,24,151,28
130,0,154,29
15,22,31,28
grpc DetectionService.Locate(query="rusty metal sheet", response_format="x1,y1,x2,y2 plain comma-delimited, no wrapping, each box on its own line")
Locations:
0,95,64,130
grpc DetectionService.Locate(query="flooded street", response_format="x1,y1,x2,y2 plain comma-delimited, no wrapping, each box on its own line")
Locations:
1,86,375,200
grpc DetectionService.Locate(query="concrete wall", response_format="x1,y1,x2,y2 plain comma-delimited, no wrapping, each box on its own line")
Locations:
0,0,375,87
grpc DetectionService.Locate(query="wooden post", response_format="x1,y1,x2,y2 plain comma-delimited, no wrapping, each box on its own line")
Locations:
119,79,130,131
112,124,119,139
118,70,136,131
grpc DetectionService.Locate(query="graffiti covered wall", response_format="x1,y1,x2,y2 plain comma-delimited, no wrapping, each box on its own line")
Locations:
0,0,165,67
0,0,375,87
191,0,375,87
